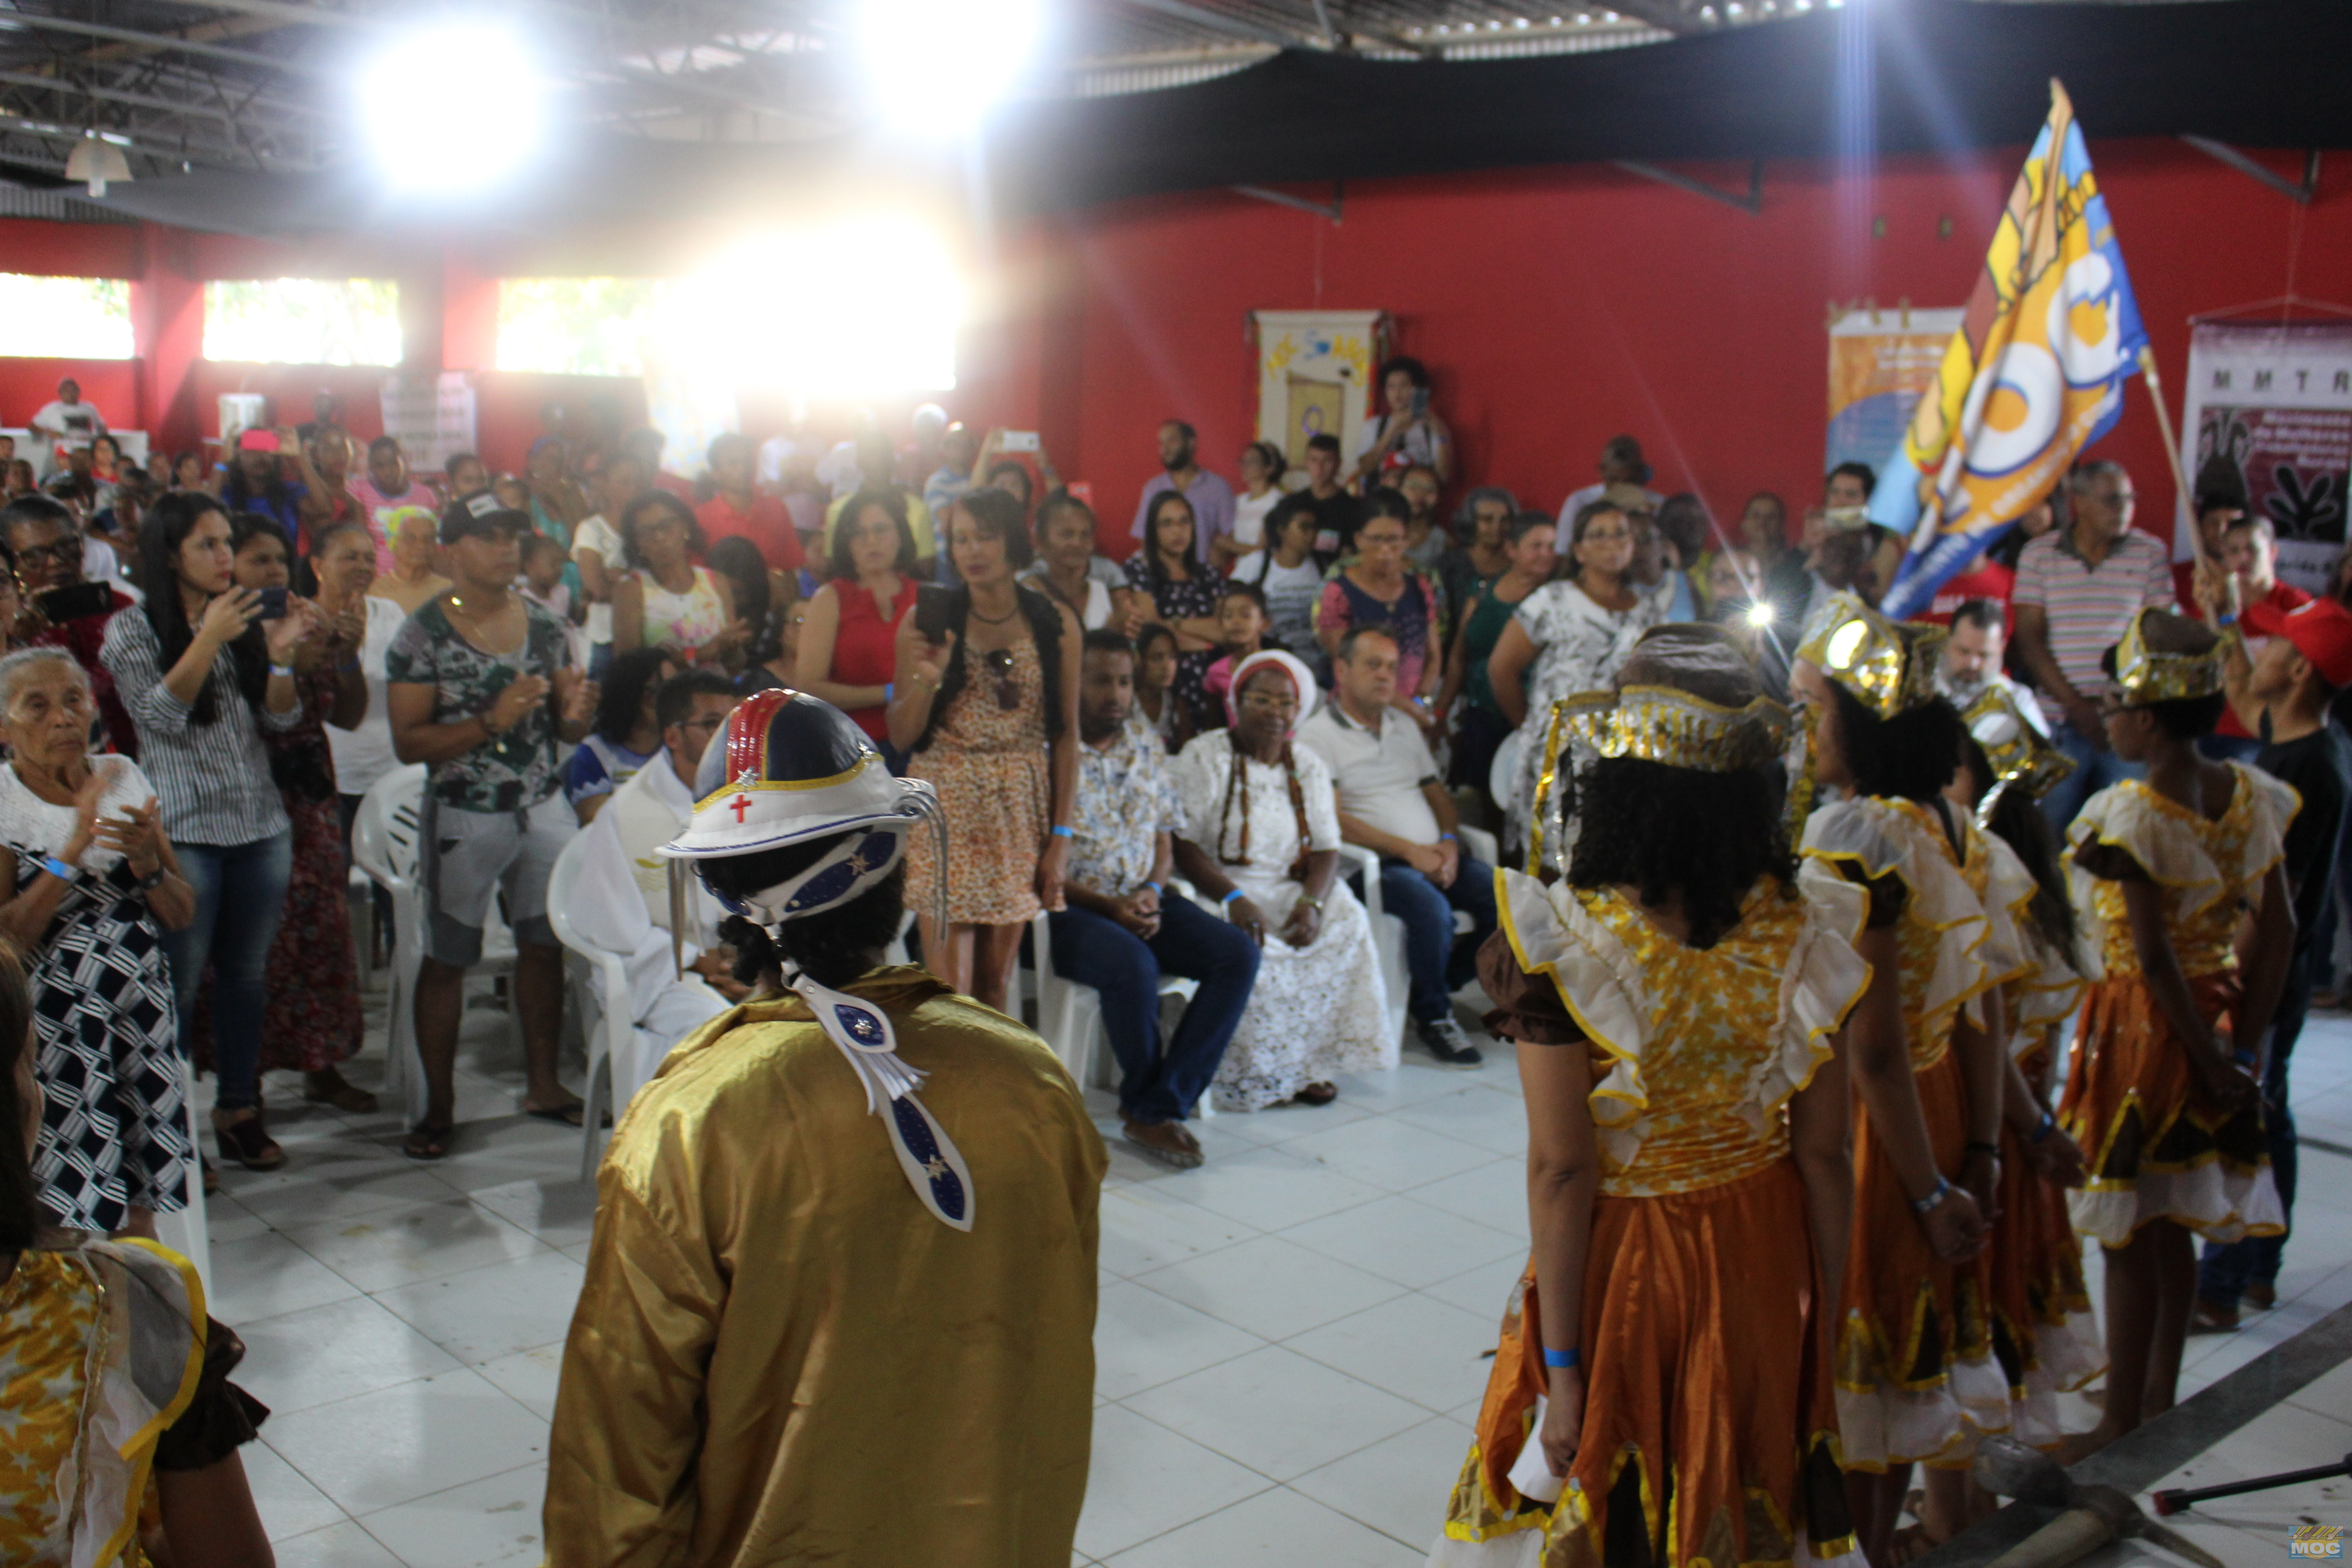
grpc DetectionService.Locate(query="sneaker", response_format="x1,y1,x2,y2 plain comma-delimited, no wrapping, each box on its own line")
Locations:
1414,1014,1484,1068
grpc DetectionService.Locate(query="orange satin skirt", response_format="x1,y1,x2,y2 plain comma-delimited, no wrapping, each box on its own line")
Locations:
1984,1044,2102,1447
1436,1161,1855,1568
2058,971,2283,1248
1835,1049,2008,1471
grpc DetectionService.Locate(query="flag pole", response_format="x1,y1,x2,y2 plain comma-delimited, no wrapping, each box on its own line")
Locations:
2137,345,2201,557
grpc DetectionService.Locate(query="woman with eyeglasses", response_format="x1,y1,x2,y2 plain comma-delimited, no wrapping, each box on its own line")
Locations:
888,488,1079,1012
611,491,749,666
1171,651,1387,1110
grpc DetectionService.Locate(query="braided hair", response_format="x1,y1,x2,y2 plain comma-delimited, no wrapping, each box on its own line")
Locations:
1215,664,1312,880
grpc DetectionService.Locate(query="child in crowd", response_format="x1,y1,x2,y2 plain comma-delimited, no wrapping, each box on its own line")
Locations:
1240,494,1329,673
2060,608,2291,1456
520,532,588,668
1200,581,1269,710
1131,621,1190,753
493,472,533,514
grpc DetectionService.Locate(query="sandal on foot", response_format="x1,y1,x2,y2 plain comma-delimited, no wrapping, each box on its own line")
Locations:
524,1102,588,1128
402,1123,455,1161
213,1113,285,1172
304,1073,379,1114
1291,1082,1339,1107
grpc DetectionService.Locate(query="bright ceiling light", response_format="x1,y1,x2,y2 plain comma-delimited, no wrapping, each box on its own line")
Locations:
672,215,964,396
357,21,545,191
858,0,1043,136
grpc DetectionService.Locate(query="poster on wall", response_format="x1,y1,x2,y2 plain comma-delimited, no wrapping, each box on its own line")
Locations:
1826,306,1965,477
1250,311,1387,480
378,371,477,475
2178,318,2352,595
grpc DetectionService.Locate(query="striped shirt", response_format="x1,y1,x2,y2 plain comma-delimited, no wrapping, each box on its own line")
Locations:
98,610,297,848
2011,526,2173,702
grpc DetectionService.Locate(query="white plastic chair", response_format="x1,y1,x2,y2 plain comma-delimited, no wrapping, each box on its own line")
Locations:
1029,910,1209,1118
1344,824,1500,1046
350,765,517,1127
152,1055,209,1296
544,831,631,1180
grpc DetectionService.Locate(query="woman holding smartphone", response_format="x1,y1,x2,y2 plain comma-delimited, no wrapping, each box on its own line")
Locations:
887,488,1079,1012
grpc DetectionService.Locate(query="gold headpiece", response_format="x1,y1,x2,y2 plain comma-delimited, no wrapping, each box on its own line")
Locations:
2110,608,2226,706
1794,591,1947,720
1548,684,1790,774
1962,685,2074,812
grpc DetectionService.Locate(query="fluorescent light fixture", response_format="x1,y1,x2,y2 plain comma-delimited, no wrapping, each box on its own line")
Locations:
672,215,963,395
857,0,1043,135
357,21,545,191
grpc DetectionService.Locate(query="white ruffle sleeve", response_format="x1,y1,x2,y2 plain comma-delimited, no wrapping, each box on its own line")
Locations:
1495,863,1871,1171
1800,796,2011,1036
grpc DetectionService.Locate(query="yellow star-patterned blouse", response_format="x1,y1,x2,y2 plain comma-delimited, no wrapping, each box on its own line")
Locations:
2068,765,2298,980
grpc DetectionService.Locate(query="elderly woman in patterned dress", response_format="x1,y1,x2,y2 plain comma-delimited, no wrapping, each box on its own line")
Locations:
0,647,196,1237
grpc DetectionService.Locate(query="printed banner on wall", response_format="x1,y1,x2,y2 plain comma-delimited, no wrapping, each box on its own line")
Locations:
2177,318,2352,597
1827,307,1964,476
378,371,477,474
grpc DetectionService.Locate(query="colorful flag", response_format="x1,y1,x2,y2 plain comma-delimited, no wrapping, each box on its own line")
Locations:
1875,80,2149,619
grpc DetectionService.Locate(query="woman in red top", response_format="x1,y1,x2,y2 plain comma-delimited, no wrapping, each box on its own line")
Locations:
796,486,921,745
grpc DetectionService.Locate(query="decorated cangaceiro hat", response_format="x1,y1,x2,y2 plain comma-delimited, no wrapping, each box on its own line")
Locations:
1794,590,1948,720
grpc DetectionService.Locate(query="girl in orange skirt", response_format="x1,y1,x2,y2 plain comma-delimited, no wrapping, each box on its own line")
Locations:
1947,692,2104,1451
2059,609,2290,1455
1433,627,1868,1568
1792,595,2029,1563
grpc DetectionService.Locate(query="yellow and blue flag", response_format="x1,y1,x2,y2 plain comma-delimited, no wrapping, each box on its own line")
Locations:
1876,80,2148,618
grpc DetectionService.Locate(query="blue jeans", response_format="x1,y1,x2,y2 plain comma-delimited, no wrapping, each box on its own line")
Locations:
160,831,294,1111
2039,720,2147,834
1048,897,1260,1124
1379,856,1498,1022
2197,954,2308,1305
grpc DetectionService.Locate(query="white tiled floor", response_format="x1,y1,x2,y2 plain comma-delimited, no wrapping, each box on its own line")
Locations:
201,981,2352,1567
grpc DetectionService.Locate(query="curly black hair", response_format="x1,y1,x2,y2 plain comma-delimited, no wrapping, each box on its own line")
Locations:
699,836,908,990
1564,757,1796,949
1828,682,1966,802
594,646,675,745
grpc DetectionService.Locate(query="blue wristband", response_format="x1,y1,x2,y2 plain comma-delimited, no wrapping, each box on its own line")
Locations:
885,682,894,702
1143,880,1163,895
1439,832,1456,843
39,855,75,884
1221,887,1244,906
1542,1346,1580,1370
1051,824,1073,839
2028,1112,2056,1145
1911,1176,1954,1215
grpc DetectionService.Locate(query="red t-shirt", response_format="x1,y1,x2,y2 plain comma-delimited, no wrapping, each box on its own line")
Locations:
1917,561,2017,625
828,574,919,742
696,492,804,574
2217,581,2316,738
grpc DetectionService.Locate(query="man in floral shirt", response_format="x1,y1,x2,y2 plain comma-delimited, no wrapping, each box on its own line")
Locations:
1052,628,1259,1169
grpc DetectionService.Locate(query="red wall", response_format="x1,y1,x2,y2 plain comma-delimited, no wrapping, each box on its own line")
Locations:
989,137,2352,556
3,135,2345,544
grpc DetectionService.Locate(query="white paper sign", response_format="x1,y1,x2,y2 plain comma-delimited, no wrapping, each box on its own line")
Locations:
378,371,478,473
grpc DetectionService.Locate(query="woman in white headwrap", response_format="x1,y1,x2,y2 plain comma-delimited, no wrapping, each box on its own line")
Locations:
1172,650,1391,1110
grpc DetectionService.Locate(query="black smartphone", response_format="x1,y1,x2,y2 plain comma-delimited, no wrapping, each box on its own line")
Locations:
914,583,955,644
1410,387,1430,420
36,581,113,623
256,586,289,621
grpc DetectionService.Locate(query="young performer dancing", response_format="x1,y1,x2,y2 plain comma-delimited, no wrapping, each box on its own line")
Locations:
1791,593,2030,1563
1948,689,2103,1455
2059,609,2290,1455
1433,625,1867,1568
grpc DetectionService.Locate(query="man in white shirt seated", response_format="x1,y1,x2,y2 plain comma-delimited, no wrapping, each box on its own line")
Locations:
1936,597,2047,733
29,377,106,450
568,669,744,1107
1297,625,1495,1067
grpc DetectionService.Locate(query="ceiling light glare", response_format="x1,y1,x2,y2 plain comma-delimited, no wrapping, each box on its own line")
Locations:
858,0,1042,136
358,21,545,192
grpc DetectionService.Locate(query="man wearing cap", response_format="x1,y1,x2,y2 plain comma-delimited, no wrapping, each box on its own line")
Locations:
544,688,1105,1566
2194,594,2352,1331
386,497,597,1160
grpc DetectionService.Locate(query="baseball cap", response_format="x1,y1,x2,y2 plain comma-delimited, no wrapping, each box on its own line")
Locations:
438,492,531,546
2247,596,2352,688
237,428,279,454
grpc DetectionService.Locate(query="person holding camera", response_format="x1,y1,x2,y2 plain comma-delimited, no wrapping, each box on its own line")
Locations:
100,492,322,1175
0,493,138,756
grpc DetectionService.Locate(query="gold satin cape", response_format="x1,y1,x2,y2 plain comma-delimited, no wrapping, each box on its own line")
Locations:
542,966,1107,1566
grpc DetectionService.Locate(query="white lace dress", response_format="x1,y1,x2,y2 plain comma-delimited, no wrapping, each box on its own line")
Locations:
1503,578,1672,856
1173,730,1392,1110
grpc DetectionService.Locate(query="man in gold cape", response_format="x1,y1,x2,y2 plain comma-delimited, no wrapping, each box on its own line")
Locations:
542,689,1106,1565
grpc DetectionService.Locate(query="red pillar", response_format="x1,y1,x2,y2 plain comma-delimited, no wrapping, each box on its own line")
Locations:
441,249,498,372
128,223,203,456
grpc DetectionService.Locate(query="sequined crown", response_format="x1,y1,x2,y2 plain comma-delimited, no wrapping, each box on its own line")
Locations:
1548,684,1789,774
1794,591,1948,719
1962,686,2074,805
2111,608,2226,706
